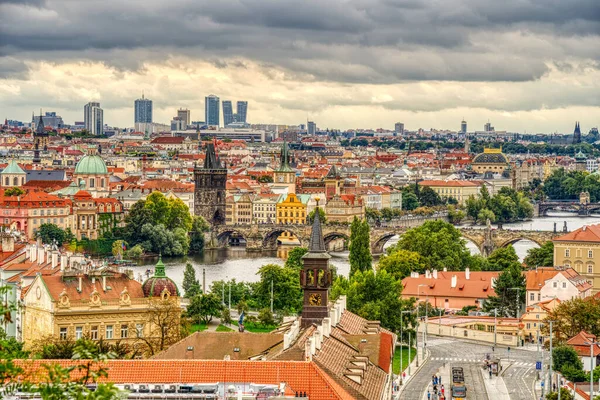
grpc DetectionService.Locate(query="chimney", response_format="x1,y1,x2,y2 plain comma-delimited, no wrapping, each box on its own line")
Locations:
51,251,58,269
432,269,438,279
322,317,331,337
60,255,68,272
102,276,107,292
30,244,37,262
37,246,45,265
451,275,457,288
465,267,470,280
2,235,14,253
358,338,367,353
78,276,82,292
443,267,447,272
425,270,431,279
25,244,31,259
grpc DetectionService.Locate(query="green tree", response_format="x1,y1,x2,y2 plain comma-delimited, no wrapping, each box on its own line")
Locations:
377,249,425,280
465,195,484,221
36,223,71,244
545,388,574,400
447,205,466,224
165,196,193,231
111,240,128,258
336,270,415,333
402,192,419,211
182,263,201,298
349,218,372,276
258,308,276,326
391,220,471,270
125,244,144,259
144,191,171,226
139,224,189,256
285,247,308,269
543,297,600,340
524,241,554,267
365,207,381,221
477,208,496,224
187,293,223,324
254,264,302,313
486,246,519,271
552,345,583,373
124,200,152,245
3,187,25,197
483,263,526,317
189,215,209,254
419,186,443,207
308,208,327,224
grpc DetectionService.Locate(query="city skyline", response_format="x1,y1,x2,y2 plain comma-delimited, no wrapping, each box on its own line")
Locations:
0,0,598,132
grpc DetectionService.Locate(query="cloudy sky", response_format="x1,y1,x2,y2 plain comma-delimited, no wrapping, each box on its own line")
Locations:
0,0,598,133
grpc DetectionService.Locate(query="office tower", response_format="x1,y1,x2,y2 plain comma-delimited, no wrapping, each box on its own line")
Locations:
461,120,467,134
484,121,494,132
307,121,316,135
222,101,234,126
205,95,220,126
236,101,248,123
573,121,582,144
84,102,104,135
395,122,405,135
177,108,191,126
31,111,64,129
134,94,153,124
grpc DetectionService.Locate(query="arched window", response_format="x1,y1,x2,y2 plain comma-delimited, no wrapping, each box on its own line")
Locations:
4,177,8,186
100,178,105,188
89,178,95,188
13,177,18,186
21,177,24,185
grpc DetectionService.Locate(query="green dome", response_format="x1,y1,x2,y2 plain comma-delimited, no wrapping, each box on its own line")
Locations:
74,155,108,175
472,152,508,164
575,150,587,161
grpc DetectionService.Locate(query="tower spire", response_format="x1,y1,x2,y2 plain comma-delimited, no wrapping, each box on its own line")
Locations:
307,204,326,253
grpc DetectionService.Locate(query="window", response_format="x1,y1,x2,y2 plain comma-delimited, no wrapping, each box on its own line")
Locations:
534,323,537,327
562,282,567,289
59,327,68,340
536,314,540,319
538,293,541,301
40,210,44,216
529,293,534,301
589,250,593,258
75,326,83,340
106,325,113,340
526,323,530,329
588,265,593,274
91,326,98,340
136,324,144,338
565,249,570,257
553,282,558,288
121,324,128,338
89,178,95,188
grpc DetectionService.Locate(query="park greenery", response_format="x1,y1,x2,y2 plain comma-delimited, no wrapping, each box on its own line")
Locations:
465,186,534,224
36,223,75,245
543,168,600,201
523,241,554,267
3,187,25,197
482,262,526,317
123,191,209,256
543,297,600,341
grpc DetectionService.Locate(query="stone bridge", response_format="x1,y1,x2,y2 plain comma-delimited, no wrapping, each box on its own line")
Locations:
209,223,562,256
536,201,600,217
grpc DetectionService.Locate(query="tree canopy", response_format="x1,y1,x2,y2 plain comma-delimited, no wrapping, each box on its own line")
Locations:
466,186,533,224
485,245,520,271
36,224,74,245
523,241,554,267
483,263,526,317
254,264,302,313
349,217,372,276
377,249,425,280
543,297,600,341
544,168,600,201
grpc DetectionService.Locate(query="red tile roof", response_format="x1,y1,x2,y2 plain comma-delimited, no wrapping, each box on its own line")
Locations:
567,331,600,357
402,271,499,299
554,224,600,242
39,273,145,302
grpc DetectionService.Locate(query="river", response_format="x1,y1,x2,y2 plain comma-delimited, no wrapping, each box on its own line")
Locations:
127,212,600,291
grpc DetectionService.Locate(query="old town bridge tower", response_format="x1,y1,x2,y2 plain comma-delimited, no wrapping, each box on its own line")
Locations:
300,204,332,328
194,142,227,225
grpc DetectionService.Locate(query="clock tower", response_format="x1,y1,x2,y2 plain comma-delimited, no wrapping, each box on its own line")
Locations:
300,202,332,328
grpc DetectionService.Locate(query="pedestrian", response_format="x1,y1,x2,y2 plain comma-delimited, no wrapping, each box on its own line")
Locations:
427,391,431,400
489,369,492,379
441,385,445,396
439,375,442,384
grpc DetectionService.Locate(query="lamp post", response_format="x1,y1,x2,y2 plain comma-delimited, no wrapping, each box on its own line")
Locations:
584,341,600,399
400,310,411,385
548,320,555,393
417,284,427,366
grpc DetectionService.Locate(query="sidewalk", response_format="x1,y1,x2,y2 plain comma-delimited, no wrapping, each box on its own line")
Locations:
421,364,450,400
481,368,511,400
394,347,430,399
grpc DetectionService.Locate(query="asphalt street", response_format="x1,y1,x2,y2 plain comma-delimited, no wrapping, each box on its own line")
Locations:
401,337,542,400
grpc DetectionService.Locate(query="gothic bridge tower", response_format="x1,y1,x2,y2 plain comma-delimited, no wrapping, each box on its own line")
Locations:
193,142,227,225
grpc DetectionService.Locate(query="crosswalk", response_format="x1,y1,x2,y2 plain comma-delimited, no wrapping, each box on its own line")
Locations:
429,357,534,367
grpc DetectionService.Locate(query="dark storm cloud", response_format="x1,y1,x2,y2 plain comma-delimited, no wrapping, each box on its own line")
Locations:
0,0,598,83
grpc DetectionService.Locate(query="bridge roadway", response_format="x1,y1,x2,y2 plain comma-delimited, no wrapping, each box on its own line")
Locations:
401,337,539,400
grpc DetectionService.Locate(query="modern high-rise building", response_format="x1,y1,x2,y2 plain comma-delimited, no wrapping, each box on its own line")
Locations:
31,112,64,129
484,121,494,132
394,122,404,135
134,95,153,124
84,102,104,135
222,101,234,126
236,101,248,123
461,120,467,134
307,121,316,135
177,108,191,127
205,95,220,126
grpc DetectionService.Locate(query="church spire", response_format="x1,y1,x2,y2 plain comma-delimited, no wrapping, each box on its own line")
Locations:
203,142,223,169
307,204,326,253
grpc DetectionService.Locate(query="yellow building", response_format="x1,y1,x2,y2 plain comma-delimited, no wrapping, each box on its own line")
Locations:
225,194,253,225
521,299,559,343
553,224,600,293
472,148,509,174
276,193,309,225
419,180,482,205
22,257,180,351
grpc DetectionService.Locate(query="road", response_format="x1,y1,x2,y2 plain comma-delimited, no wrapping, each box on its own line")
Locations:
401,337,541,400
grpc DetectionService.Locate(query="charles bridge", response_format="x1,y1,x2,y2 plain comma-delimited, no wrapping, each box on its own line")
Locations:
208,220,560,256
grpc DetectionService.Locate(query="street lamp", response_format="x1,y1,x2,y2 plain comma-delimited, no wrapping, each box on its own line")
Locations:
584,341,600,399
400,310,412,385
417,284,427,366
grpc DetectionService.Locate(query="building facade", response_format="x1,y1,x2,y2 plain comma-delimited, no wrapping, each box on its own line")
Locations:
276,193,307,225
84,102,104,135
134,95,153,124
236,101,248,123
553,224,600,294
222,101,234,126
324,194,364,223
205,95,220,127
177,108,190,126
419,180,481,205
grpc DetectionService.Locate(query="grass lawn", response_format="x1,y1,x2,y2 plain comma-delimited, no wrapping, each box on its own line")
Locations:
216,324,234,332
393,346,416,374
190,323,208,332
243,322,278,333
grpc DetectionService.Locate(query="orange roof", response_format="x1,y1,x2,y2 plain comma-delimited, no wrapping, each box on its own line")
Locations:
39,273,145,302
554,224,600,243
13,360,353,400
567,331,600,357
402,271,499,300
525,268,560,291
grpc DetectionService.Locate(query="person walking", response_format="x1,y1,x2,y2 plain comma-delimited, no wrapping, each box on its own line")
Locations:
489,369,493,379
441,385,445,396
427,390,431,400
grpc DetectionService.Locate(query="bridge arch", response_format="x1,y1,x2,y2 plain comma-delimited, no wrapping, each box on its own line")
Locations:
216,229,248,247
497,236,545,249
262,227,306,250
371,232,401,254
323,232,349,251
